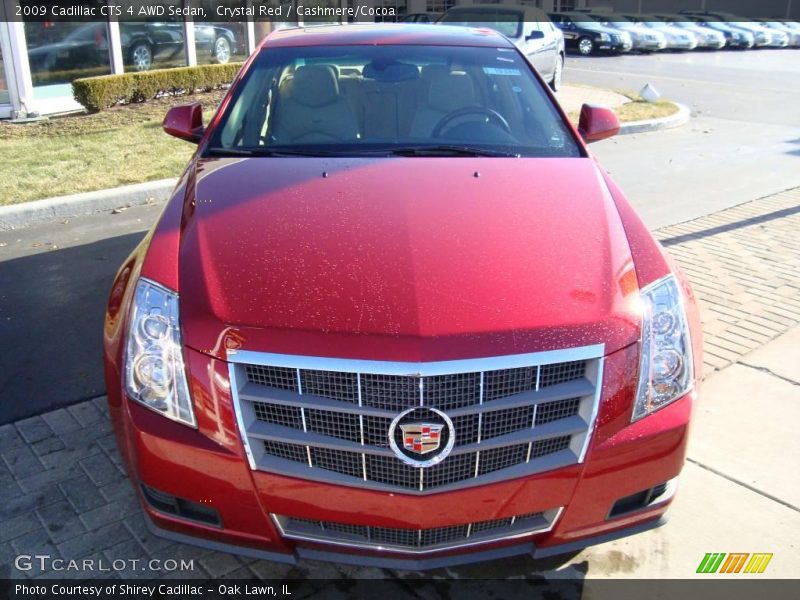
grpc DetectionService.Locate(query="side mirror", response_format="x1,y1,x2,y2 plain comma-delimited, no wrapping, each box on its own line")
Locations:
577,104,620,143
163,103,204,143
526,30,545,40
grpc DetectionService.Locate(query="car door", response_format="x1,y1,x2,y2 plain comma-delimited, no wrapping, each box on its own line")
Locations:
521,21,556,80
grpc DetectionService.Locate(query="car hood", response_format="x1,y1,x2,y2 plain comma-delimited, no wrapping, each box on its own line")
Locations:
582,24,620,34
177,157,643,362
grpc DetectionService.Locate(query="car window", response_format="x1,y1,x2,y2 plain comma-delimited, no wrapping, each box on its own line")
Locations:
210,44,580,158
439,10,523,38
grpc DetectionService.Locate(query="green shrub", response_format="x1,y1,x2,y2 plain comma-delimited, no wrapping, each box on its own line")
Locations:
72,62,243,112
72,74,135,112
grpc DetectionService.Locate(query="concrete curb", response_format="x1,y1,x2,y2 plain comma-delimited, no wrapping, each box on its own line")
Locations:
619,102,691,135
0,178,177,231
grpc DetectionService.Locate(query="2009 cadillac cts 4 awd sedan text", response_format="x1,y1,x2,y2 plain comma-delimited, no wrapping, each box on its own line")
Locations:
104,24,702,569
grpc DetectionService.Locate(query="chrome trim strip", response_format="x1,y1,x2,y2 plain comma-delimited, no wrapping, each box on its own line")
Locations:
227,363,256,471
578,356,605,463
226,345,605,375
270,508,563,556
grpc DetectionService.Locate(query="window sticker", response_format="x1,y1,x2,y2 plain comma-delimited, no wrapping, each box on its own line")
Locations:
483,67,522,76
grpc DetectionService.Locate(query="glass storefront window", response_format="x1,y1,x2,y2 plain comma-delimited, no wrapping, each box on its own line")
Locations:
426,0,456,14
253,2,298,47
376,0,407,22
0,42,9,106
194,23,247,65
23,13,112,95
120,0,187,72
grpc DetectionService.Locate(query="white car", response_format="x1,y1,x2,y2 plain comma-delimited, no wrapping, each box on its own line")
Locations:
625,16,699,50
655,16,727,49
438,4,566,91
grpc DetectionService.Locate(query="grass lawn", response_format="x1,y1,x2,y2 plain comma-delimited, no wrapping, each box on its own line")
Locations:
0,91,225,206
567,96,679,125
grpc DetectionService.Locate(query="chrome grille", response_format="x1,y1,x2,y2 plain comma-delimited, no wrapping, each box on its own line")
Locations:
274,508,560,553
229,347,604,494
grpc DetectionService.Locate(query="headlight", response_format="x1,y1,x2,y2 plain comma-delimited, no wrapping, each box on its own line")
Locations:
599,33,610,41
124,278,196,427
632,275,693,421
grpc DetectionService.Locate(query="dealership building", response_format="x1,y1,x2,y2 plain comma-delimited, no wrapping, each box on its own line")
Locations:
0,0,796,119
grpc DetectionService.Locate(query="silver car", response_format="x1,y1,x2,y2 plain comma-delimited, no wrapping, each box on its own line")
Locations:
624,15,699,50
654,15,727,49
585,14,667,52
438,4,566,91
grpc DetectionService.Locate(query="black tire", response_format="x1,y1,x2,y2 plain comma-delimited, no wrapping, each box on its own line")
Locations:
577,37,595,56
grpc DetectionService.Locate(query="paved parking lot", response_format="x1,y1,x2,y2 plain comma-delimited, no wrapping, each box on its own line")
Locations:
565,49,800,228
2,186,798,581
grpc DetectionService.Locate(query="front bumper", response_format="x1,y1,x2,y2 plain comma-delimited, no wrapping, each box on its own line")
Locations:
700,38,726,49
634,39,667,51
109,344,695,568
598,40,633,52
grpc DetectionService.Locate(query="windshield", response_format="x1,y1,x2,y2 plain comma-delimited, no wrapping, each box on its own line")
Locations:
209,45,580,158
439,10,523,38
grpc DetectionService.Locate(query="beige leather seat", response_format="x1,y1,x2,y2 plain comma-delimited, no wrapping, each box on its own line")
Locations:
410,71,478,139
271,65,360,144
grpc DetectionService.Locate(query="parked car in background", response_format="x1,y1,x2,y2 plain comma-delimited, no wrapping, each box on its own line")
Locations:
106,23,703,570
682,12,774,47
682,16,755,49
653,15,727,49
123,23,239,71
439,4,565,91
755,20,800,47
581,13,667,52
549,12,633,55
699,11,791,47
622,15,699,51
400,12,442,24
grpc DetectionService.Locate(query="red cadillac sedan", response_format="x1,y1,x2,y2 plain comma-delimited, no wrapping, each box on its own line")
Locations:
103,24,702,570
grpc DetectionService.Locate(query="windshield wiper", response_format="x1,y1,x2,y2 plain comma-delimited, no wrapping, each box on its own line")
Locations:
386,145,521,158
205,147,348,158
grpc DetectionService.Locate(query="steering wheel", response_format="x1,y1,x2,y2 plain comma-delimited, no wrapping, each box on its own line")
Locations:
431,107,512,139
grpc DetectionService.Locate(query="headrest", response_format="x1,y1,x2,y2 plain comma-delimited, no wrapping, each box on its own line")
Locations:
420,64,450,82
290,65,340,107
363,61,420,83
427,72,476,112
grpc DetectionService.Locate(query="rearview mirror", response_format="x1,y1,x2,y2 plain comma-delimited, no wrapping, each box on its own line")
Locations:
577,104,620,144
163,103,204,143
526,30,545,40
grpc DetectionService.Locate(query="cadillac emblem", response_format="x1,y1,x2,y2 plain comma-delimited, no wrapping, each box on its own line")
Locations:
389,407,455,468
400,423,444,454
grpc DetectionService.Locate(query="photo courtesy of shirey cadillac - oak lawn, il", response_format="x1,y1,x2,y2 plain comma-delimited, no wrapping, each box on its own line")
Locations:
103,24,702,569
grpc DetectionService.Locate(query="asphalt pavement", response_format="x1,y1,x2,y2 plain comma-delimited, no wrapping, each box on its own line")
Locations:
565,49,800,228
1,49,799,423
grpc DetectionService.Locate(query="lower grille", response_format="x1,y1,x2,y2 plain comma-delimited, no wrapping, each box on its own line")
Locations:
273,508,561,553
229,346,604,495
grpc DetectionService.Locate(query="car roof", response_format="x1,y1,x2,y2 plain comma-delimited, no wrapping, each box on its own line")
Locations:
261,23,514,49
